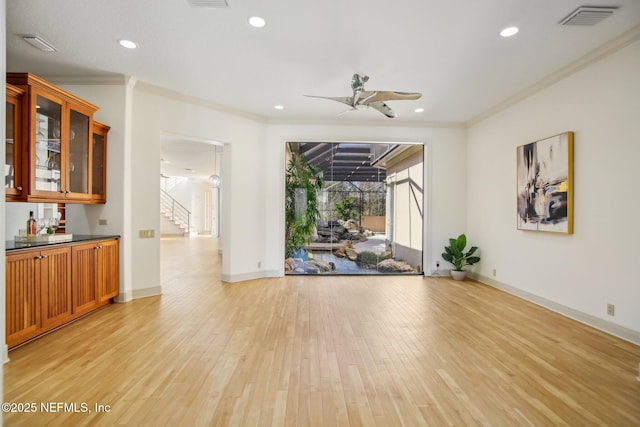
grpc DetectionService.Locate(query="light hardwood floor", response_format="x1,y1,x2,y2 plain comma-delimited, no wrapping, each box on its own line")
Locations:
4,236,640,426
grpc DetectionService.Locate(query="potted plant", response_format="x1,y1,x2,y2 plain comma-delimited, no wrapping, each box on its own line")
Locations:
442,234,480,280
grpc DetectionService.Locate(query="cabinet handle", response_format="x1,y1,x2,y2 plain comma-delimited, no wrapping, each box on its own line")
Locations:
41,255,48,259
16,186,23,191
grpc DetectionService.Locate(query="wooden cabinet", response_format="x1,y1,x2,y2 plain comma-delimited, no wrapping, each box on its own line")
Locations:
6,73,108,204
39,247,73,330
6,237,119,349
91,122,109,203
5,84,26,201
6,246,71,348
72,239,119,316
71,243,99,316
97,239,119,302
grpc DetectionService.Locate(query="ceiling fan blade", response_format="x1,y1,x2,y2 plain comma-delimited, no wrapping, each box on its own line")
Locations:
368,101,397,118
367,91,422,103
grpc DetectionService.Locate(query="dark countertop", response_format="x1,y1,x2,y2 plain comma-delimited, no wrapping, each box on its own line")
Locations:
6,234,120,252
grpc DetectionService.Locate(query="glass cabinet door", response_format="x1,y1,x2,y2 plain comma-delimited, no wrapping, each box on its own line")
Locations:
34,95,62,193
68,108,90,195
91,123,109,200
5,84,24,200
5,100,17,191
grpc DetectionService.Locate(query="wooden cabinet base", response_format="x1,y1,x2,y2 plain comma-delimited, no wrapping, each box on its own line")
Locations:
8,301,114,350
6,237,119,349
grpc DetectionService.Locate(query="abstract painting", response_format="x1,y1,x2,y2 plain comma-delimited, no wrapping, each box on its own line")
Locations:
517,132,574,234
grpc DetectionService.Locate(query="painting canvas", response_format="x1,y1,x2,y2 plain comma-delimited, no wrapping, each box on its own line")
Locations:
517,132,573,234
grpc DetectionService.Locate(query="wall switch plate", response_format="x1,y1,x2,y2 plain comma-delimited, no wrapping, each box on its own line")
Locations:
99,219,108,225
139,230,155,238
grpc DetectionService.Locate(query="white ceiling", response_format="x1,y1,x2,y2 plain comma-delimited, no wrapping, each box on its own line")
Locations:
160,133,222,179
6,0,640,176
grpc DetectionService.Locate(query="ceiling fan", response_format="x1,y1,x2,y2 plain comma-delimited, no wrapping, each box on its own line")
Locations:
306,73,422,118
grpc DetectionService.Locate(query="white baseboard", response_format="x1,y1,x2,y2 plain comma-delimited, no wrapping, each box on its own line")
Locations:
473,273,640,346
426,268,451,277
2,344,9,364
131,286,162,299
114,286,162,302
222,270,280,283
114,291,132,303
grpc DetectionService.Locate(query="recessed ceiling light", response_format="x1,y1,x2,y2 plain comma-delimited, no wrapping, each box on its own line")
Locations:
500,26,519,37
248,16,266,28
414,107,424,113
274,105,284,110
118,39,138,49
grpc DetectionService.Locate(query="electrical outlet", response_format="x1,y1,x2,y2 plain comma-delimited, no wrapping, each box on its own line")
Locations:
606,304,615,316
99,218,108,225
492,268,497,277
257,261,261,268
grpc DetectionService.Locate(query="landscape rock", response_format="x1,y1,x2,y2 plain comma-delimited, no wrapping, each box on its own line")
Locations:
285,258,335,274
345,247,358,261
377,259,416,273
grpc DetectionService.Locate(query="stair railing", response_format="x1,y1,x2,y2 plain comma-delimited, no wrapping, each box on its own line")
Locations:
160,189,191,232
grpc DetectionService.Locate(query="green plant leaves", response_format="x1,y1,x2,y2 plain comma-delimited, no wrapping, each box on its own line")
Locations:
441,234,480,271
285,154,323,258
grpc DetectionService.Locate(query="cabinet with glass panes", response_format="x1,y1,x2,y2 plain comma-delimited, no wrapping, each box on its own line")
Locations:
5,83,25,200
6,73,108,203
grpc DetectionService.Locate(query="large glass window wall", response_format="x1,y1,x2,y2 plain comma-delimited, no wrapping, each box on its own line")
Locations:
285,141,424,275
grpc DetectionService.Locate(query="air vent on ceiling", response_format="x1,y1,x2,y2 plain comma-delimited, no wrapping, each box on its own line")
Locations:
20,34,58,52
559,6,618,26
187,0,229,7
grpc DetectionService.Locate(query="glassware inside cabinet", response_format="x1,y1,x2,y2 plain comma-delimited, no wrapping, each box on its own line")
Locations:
68,109,89,194
34,95,62,192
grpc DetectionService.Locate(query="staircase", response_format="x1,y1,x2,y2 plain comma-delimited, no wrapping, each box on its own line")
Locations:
160,189,192,234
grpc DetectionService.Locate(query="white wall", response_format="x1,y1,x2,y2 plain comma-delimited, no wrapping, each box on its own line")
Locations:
467,39,640,341
265,123,468,276
56,82,131,299
132,86,268,283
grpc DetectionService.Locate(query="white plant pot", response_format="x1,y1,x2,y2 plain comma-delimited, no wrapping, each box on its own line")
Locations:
450,270,467,281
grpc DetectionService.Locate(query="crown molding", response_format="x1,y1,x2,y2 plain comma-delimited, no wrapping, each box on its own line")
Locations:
135,82,268,123
44,74,128,86
266,118,466,129
467,24,640,127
